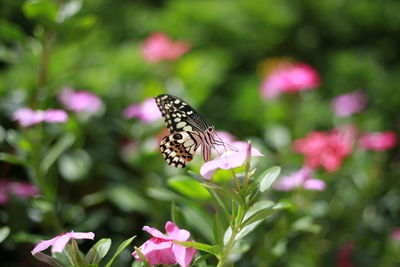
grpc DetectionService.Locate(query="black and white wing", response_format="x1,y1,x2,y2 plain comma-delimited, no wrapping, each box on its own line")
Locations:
154,94,209,133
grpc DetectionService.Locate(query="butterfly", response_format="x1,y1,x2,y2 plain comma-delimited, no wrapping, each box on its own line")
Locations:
155,94,229,168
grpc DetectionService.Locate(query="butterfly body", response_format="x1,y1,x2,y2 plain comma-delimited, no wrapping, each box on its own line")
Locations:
155,94,217,168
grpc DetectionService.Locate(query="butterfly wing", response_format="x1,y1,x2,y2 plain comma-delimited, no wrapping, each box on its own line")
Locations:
155,94,209,133
160,131,201,168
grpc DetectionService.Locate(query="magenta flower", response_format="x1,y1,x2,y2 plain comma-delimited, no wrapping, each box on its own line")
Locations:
58,88,103,113
43,109,68,123
31,231,95,254
260,61,320,100
0,180,38,205
132,221,196,267
392,228,400,241
141,33,190,63
274,167,326,191
336,243,354,267
359,131,397,151
13,108,68,127
200,142,264,180
332,90,367,117
123,98,162,122
293,127,354,172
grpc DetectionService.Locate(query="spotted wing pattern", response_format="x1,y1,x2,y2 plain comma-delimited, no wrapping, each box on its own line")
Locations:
155,94,209,133
159,131,201,168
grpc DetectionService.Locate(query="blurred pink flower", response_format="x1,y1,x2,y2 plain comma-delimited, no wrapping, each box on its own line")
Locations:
260,62,320,100
293,128,353,172
132,221,196,267
392,228,400,241
31,231,95,254
13,108,68,127
59,88,103,113
200,142,263,180
274,166,326,191
359,132,397,151
43,109,68,123
123,98,162,122
332,90,367,117
13,108,44,127
141,33,190,63
336,243,353,267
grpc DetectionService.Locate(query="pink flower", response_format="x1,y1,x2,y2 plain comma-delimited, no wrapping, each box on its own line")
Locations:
274,167,325,191
43,109,68,123
141,33,190,63
336,243,353,267
13,108,44,127
58,88,103,113
13,108,68,127
31,231,95,254
200,142,264,180
132,221,196,267
359,132,397,151
392,228,400,241
293,128,353,172
123,98,162,122
260,61,320,100
332,90,367,117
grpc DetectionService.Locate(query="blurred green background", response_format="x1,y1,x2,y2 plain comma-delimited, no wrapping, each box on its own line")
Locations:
0,0,399,266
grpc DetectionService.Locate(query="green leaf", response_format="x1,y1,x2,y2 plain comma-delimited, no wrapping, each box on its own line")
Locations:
0,153,24,165
85,238,111,264
146,186,185,202
0,226,10,243
171,202,186,227
168,176,211,200
241,200,275,228
23,0,58,24
174,241,220,255
41,133,75,175
202,182,244,206
258,166,281,192
32,252,64,267
58,149,92,182
107,185,149,213
213,212,226,247
105,236,135,267
291,216,321,233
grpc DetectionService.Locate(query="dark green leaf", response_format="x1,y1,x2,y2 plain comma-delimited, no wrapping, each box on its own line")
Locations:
0,226,10,243
168,176,211,200
85,238,111,264
41,133,75,175
213,212,226,247
0,153,24,165
258,166,281,192
32,252,64,267
105,236,135,267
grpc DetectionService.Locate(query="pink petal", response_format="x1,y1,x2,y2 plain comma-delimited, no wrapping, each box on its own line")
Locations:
51,233,72,253
303,179,326,191
143,226,171,240
332,90,367,117
392,228,400,241
13,108,44,127
172,243,197,267
70,232,95,240
133,238,176,265
165,221,190,241
43,109,68,123
200,157,222,180
31,237,58,254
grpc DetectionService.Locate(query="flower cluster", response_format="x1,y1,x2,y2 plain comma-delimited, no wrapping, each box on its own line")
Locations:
260,60,320,100
58,87,103,114
13,108,68,127
0,180,39,204
141,33,190,63
123,98,162,122
293,127,354,172
132,221,197,267
274,167,325,191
